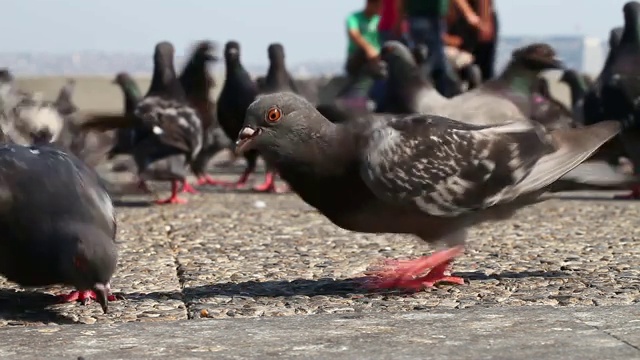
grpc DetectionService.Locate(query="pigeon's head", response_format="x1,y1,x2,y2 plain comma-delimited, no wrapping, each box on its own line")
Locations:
511,43,564,71
236,92,319,155
380,41,416,78
59,223,118,314
623,1,640,30
112,72,131,86
0,68,14,83
154,41,176,67
267,43,285,62
192,40,219,62
224,41,241,63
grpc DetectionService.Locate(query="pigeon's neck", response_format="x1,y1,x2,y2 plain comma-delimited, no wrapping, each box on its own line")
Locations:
498,62,540,96
148,61,186,100
121,82,142,114
180,58,212,99
622,19,640,44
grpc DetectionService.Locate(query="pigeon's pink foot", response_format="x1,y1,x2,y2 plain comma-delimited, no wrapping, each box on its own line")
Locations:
253,172,277,193
196,175,230,187
155,181,188,205
180,180,199,194
365,246,465,291
614,185,640,199
58,290,117,305
225,169,252,189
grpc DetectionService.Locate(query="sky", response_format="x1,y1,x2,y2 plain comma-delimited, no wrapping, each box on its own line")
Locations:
0,0,631,65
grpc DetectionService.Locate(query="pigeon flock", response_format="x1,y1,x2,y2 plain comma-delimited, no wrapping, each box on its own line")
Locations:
0,1,639,315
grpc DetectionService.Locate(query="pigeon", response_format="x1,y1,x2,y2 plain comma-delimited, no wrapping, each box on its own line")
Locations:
250,42,301,193
236,92,620,291
379,41,565,126
531,77,577,130
53,79,78,117
0,71,65,145
82,42,203,204
581,1,640,199
178,40,233,190
0,144,118,313
216,41,264,189
558,69,590,124
108,72,144,159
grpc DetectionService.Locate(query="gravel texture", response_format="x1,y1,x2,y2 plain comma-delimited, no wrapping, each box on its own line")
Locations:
0,159,639,326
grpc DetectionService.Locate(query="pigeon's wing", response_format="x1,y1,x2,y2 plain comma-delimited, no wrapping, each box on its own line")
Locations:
63,151,117,239
360,114,620,217
134,97,203,157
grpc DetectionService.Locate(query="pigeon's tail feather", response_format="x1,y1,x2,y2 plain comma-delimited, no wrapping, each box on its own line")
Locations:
510,121,622,197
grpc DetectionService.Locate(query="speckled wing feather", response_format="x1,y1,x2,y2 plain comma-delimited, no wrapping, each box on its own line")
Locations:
134,97,203,159
359,114,559,217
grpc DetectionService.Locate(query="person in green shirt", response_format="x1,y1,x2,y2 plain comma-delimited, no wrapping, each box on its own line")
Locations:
340,0,384,110
346,0,382,61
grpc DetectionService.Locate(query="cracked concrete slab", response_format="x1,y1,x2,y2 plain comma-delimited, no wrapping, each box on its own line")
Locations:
0,305,638,360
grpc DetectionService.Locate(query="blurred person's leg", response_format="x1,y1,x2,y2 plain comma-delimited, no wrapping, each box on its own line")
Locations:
473,11,498,80
408,16,458,97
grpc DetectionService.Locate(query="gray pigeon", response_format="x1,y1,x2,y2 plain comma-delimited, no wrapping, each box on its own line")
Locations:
379,41,564,126
236,92,620,291
0,70,65,145
0,144,118,313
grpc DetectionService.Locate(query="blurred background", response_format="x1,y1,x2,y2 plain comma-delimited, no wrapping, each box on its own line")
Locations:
0,0,628,77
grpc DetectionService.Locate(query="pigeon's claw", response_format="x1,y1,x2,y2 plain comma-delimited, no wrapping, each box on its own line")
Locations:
58,290,117,305
155,180,188,205
252,171,277,193
180,180,199,194
364,246,465,291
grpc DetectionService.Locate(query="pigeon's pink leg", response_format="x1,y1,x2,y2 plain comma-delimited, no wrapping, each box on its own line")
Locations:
59,290,117,304
366,246,465,291
180,180,199,194
155,181,188,205
253,171,277,193
614,184,640,199
196,175,231,186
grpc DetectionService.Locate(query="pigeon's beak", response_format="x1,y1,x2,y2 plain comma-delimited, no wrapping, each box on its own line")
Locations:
93,283,109,314
550,57,566,70
235,127,261,155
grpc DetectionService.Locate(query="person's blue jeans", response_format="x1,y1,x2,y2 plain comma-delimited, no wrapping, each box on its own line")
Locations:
407,16,457,97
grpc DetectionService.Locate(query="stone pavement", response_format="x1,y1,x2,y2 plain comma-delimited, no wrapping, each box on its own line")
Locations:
0,305,638,359
0,162,638,358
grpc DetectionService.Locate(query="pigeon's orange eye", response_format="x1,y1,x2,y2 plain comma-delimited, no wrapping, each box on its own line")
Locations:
265,106,282,123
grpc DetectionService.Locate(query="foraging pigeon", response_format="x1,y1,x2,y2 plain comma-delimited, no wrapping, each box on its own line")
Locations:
0,144,118,313
217,41,264,189
236,92,620,291
0,70,65,145
178,40,233,190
